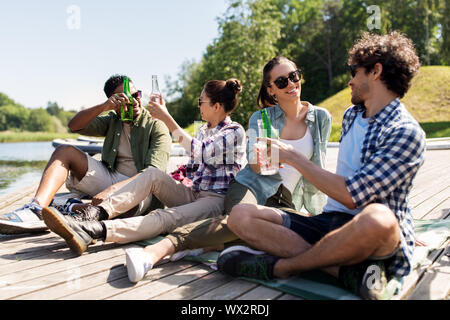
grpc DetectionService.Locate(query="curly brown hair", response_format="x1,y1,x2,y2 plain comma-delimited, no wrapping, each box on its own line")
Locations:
347,31,421,98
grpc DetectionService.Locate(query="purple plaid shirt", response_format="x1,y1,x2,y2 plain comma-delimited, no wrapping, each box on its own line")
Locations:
342,98,426,278
186,117,246,194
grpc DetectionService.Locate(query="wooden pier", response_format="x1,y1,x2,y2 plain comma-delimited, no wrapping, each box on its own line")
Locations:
0,148,448,300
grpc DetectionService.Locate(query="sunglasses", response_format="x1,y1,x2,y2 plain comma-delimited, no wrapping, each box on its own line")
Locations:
271,69,302,89
348,63,374,78
198,98,211,106
132,90,142,99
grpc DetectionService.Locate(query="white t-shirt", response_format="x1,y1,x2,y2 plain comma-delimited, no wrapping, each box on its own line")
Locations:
322,112,369,215
279,127,314,193
115,123,138,177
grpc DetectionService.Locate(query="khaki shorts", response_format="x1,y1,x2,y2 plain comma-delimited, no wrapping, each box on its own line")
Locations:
65,155,152,216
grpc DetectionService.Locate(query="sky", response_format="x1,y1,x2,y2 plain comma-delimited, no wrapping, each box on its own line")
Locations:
0,0,229,111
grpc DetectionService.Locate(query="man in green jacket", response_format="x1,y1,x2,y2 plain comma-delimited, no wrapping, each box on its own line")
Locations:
0,74,172,234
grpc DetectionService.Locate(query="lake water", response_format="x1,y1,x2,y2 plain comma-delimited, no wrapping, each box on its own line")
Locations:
0,142,55,197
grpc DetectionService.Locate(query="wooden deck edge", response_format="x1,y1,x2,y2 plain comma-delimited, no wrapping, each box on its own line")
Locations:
0,182,40,212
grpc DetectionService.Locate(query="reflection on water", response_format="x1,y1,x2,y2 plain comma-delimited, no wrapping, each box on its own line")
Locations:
0,142,54,197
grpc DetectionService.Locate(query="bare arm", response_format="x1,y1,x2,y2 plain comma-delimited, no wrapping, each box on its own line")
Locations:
68,93,130,132
260,138,355,209
284,150,355,209
147,98,192,152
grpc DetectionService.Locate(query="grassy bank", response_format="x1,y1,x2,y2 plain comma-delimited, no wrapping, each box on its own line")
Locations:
319,66,450,124
0,131,79,143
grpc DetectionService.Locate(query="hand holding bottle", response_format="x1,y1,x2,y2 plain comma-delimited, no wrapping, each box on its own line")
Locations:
103,93,130,113
148,97,170,122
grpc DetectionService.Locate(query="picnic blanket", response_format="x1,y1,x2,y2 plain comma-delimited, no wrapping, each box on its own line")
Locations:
136,219,450,300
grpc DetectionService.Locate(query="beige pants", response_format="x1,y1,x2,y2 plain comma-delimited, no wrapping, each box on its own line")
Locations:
65,155,153,217
101,167,225,243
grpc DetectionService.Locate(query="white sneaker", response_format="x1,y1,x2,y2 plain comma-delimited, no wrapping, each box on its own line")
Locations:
219,245,265,257
125,248,154,283
169,248,204,261
0,202,46,234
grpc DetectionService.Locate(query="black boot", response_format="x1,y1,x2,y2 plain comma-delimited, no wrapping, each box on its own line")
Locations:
42,207,105,256
71,204,109,221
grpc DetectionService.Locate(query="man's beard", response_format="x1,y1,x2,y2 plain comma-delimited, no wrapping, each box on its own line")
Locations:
351,83,369,107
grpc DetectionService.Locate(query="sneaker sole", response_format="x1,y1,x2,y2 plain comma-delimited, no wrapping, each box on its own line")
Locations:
0,220,48,234
219,245,265,258
41,207,87,256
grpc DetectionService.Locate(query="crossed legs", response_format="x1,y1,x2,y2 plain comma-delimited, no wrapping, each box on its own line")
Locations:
227,203,401,279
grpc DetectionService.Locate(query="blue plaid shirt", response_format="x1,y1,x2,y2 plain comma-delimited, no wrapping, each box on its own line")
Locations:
187,117,246,194
342,98,426,278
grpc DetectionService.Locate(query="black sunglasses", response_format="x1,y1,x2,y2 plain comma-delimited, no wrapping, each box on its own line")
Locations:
348,64,361,78
271,69,302,89
348,63,374,78
132,90,142,99
198,98,211,106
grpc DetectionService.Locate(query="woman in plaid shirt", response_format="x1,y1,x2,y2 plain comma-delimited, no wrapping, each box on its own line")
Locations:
219,32,426,300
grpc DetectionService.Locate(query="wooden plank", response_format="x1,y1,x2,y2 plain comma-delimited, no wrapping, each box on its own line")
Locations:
152,271,232,300
0,235,64,256
421,199,450,220
107,264,215,300
412,157,450,178
235,285,283,300
407,246,450,300
410,174,449,204
12,255,127,300
0,241,119,275
0,244,128,299
0,182,39,212
62,259,198,300
392,240,449,300
410,178,449,208
411,187,449,219
0,232,57,246
194,278,259,300
0,242,67,267
277,293,304,300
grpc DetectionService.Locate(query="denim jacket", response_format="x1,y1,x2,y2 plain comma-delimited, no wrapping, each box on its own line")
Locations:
235,102,332,215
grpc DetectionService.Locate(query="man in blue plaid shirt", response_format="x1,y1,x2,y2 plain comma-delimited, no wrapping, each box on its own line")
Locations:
217,32,426,300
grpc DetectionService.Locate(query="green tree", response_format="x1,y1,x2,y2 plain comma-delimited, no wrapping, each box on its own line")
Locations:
0,104,30,130
169,0,283,127
0,92,18,107
167,0,447,125
46,101,61,116
440,0,449,65
27,108,54,132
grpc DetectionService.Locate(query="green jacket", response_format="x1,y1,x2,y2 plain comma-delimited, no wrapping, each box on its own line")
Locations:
72,108,171,173
72,108,172,212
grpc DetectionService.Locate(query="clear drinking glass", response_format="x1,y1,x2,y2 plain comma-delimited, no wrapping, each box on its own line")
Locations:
256,119,278,175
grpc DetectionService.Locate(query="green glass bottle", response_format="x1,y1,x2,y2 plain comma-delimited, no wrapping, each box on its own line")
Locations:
260,108,279,139
121,77,133,121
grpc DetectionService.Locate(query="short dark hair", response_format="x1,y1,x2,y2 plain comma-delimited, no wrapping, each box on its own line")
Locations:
104,74,131,98
347,31,421,98
203,78,242,113
257,56,298,108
